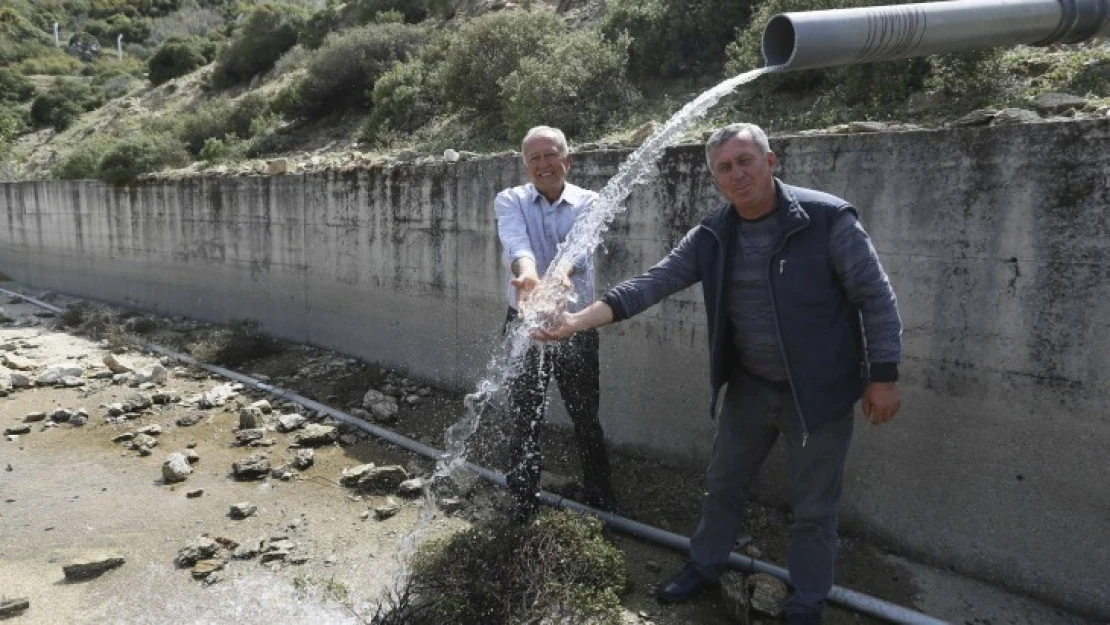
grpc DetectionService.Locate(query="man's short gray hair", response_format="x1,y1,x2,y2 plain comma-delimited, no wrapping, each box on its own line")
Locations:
521,126,569,158
705,123,770,167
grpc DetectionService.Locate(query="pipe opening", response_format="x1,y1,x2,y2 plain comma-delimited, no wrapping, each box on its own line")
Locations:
762,14,797,69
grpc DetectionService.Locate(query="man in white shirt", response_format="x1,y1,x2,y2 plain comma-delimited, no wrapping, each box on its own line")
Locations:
495,125,616,521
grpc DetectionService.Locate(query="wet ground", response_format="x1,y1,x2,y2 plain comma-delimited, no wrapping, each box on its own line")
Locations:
0,285,1096,625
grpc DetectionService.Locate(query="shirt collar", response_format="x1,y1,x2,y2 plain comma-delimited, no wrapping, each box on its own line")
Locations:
528,183,581,208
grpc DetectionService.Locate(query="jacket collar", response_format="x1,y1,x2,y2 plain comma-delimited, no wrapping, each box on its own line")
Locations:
701,178,810,238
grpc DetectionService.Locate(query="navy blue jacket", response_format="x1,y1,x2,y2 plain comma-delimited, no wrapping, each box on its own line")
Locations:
602,181,901,433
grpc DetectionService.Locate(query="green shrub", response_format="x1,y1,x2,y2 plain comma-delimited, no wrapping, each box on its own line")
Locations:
393,511,627,625
96,131,189,184
0,103,29,154
84,13,153,45
53,134,120,179
1005,44,1110,97
349,0,430,24
280,21,426,119
363,57,436,139
199,134,246,162
178,96,233,154
301,0,430,50
30,78,104,132
13,50,82,76
227,91,271,137
83,56,148,81
0,68,35,103
210,2,308,88
601,0,752,80
148,35,212,85
501,30,638,139
436,11,565,123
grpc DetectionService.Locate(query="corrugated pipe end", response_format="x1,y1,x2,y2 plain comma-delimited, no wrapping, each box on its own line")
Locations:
761,14,797,71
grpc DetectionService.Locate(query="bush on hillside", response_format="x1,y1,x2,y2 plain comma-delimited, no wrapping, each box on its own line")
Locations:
96,131,189,184
13,50,82,76
148,35,213,84
227,91,271,138
178,96,233,154
349,0,430,24
30,78,104,132
501,31,638,140
0,68,35,103
52,134,120,180
279,21,426,119
210,2,308,88
436,11,566,125
601,0,752,80
362,57,437,139
0,104,29,154
84,13,153,45
301,0,434,50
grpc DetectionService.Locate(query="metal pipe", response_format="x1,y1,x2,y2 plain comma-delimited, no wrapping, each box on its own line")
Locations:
0,286,947,624
762,0,1110,72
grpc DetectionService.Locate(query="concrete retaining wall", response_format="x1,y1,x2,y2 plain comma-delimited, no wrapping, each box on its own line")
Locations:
2,119,1107,618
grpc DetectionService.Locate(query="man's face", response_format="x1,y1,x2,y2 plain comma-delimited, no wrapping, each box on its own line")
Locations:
524,136,572,200
708,133,776,214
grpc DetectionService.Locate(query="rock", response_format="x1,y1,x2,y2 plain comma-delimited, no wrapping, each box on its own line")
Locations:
61,376,85,387
38,363,83,385
232,543,260,560
747,573,788,617
24,411,46,423
720,571,750,624
136,424,162,436
235,429,264,446
374,498,401,520
628,120,657,146
63,554,126,580
362,390,399,423
443,148,460,162
184,449,200,464
1,353,34,371
191,558,225,579
248,400,272,414
186,489,204,498
70,414,87,427
403,395,420,407
5,425,30,435
396,149,419,161
112,432,135,443
230,502,257,519
276,413,307,433
176,414,202,427
342,464,409,494
846,121,888,133
122,393,152,412
238,406,264,429
293,448,314,470
129,433,158,451
102,354,133,374
992,107,1041,125
1030,92,1087,115
417,387,432,397
50,408,73,423
349,408,372,421
151,392,177,405
193,382,241,408
0,597,29,618
266,158,290,175
8,372,30,388
439,497,464,514
232,453,270,480
292,423,337,447
163,452,193,483
133,364,168,385
175,537,220,567
398,477,426,496
951,109,997,127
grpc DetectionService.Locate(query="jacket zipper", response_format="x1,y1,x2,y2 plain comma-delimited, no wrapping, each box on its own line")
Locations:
767,221,810,447
700,224,729,419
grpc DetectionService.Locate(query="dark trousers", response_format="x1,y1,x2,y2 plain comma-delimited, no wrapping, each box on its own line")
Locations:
690,371,854,617
503,308,613,508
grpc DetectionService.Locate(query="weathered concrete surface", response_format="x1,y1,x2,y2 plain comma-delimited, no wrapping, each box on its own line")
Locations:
1,119,1108,618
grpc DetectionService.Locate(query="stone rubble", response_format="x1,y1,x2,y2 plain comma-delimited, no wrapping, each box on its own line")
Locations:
232,454,270,480
62,554,126,580
162,452,193,483
291,423,337,447
229,502,257,519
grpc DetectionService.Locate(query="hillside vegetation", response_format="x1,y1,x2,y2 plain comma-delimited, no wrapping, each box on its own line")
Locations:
1,0,1108,184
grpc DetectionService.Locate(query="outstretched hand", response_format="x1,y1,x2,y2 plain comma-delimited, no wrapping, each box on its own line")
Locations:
529,311,578,342
510,267,540,309
862,381,900,425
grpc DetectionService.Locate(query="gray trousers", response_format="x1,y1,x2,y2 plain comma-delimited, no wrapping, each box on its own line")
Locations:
689,371,854,616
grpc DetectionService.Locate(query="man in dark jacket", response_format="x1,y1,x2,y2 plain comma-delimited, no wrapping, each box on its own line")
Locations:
531,123,902,625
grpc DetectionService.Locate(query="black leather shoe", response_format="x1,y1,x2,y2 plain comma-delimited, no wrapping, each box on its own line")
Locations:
655,562,717,603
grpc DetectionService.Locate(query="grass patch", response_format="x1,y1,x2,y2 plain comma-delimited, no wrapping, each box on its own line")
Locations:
373,510,628,625
187,317,285,367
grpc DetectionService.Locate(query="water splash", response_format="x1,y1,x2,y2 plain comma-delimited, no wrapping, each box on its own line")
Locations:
391,66,770,581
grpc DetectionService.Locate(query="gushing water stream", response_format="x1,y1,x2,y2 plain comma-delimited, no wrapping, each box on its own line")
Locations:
392,66,770,590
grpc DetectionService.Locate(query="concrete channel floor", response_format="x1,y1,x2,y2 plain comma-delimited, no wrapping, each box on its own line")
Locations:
0,286,1102,625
